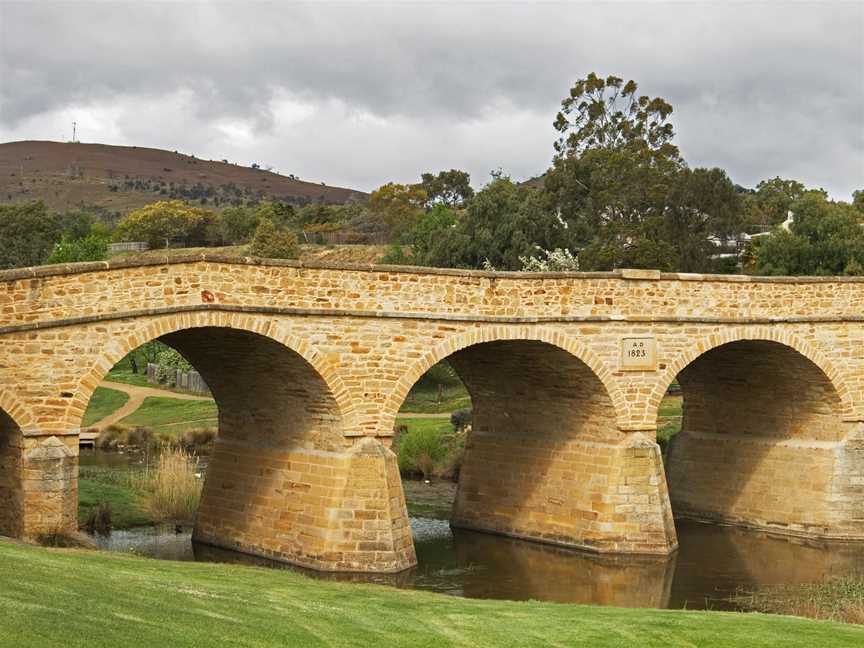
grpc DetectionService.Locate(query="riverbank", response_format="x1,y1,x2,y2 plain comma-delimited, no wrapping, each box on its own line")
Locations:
0,538,861,648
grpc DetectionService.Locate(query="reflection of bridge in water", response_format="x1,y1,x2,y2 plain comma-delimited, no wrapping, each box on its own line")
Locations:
3,257,864,574
191,519,864,609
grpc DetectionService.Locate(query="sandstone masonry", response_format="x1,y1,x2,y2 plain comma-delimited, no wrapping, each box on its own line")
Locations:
1,256,863,571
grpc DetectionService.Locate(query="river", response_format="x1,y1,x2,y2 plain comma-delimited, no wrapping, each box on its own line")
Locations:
80,449,864,609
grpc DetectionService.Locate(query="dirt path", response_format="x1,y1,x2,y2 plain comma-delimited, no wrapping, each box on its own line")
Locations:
88,382,213,431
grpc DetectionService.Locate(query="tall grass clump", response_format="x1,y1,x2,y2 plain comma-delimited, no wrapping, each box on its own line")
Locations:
731,577,864,624
136,447,202,524
396,419,466,480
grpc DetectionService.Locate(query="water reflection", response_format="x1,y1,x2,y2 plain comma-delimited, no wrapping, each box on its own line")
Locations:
91,516,864,610
81,452,864,608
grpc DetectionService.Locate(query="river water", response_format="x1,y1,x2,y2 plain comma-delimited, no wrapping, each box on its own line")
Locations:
81,450,864,610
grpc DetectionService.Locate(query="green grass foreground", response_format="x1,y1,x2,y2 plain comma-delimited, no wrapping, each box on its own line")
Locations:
0,540,861,647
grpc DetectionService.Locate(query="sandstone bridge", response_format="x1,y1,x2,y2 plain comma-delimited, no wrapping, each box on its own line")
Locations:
1,256,864,573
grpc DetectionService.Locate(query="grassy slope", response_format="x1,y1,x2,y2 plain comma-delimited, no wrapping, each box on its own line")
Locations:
399,362,471,414
0,540,861,648
82,386,131,427
103,357,151,388
119,396,217,434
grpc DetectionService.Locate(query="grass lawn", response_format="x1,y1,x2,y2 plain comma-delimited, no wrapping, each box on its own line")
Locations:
103,355,152,388
396,416,454,435
82,387,131,427
77,473,152,529
119,397,217,435
0,539,861,647
399,361,471,414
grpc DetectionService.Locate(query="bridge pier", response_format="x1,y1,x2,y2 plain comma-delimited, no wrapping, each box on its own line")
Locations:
452,430,677,555
194,436,416,572
0,418,78,540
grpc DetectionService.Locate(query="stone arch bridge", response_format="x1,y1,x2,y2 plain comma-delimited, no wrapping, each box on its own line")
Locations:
1,256,864,573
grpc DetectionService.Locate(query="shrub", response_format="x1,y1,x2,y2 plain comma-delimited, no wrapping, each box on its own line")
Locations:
95,425,162,452
397,426,449,478
95,425,125,450
126,426,161,452
248,218,299,259
136,447,202,524
47,234,109,264
436,439,466,481
450,409,472,432
178,427,216,451
83,502,113,535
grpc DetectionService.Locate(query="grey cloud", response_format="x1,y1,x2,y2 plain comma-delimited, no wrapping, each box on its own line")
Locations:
0,1,861,197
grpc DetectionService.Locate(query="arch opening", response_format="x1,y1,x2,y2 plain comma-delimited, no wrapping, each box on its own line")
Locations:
77,324,358,568
0,408,23,538
394,338,675,555
663,339,854,537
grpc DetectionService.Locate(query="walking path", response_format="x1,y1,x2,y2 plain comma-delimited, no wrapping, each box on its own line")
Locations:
86,382,213,431
80,382,452,446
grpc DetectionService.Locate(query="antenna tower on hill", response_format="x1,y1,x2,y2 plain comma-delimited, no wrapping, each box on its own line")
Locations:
72,121,78,143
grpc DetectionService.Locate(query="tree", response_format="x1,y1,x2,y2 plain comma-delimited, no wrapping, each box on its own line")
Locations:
256,202,296,228
419,177,569,270
220,206,259,244
553,73,679,161
408,204,457,261
115,200,213,248
248,218,299,259
46,234,108,264
0,201,64,269
664,167,744,272
369,183,427,239
743,177,807,228
751,192,864,275
853,189,864,213
419,170,474,208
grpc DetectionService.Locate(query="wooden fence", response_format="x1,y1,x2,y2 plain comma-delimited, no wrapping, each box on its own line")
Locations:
146,363,211,396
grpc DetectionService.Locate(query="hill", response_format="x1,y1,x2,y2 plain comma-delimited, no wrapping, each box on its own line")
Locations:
0,140,368,216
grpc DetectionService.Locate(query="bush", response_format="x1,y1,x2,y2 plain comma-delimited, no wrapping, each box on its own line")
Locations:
95,425,125,451
126,426,160,452
450,409,472,432
82,502,113,535
248,218,299,259
47,234,108,264
396,425,450,479
95,424,162,451
178,427,216,451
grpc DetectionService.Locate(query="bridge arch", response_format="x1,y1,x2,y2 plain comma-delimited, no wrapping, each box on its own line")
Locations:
0,401,26,537
0,391,35,433
647,327,852,424
378,325,625,437
68,310,356,435
656,328,855,537
382,325,673,555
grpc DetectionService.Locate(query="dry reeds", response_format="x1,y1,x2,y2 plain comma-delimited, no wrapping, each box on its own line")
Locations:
731,578,864,624
135,447,202,524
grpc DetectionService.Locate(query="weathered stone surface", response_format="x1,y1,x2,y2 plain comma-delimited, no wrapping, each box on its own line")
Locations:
1,258,863,570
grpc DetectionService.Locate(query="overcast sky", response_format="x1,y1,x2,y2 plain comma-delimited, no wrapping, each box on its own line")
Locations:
0,1,862,198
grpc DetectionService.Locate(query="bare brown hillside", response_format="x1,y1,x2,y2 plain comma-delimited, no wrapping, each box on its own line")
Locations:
0,140,368,214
